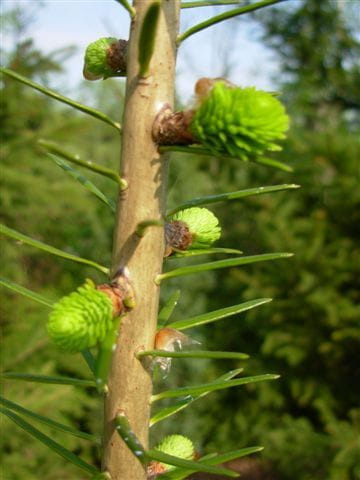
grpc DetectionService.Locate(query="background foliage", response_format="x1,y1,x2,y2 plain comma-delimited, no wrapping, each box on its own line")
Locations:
1,1,359,479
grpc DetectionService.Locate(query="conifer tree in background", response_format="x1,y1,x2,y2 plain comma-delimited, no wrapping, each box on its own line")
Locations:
1,8,117,478
197,2,359,478
257,0,360,126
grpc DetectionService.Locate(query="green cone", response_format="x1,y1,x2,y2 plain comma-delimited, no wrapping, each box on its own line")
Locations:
83,37,126,80
47,280,113,353
190,81,289,161
156,435,195,471
168,207,221,249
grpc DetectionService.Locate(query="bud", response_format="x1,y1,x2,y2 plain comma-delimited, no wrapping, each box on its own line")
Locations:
165,207,221,255
47,280,114,353
154,328,200,375
190,80,289,161
155,327,198,352
83,37,127,80
147,435,195,476
97,269,136,316
194,76,234,105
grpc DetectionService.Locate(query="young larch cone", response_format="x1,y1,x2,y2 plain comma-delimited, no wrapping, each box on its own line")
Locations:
190,80,289,161
47,274,135,353
47,280,113,353
147,435,195,477
83,37,127,80
165,207,221,255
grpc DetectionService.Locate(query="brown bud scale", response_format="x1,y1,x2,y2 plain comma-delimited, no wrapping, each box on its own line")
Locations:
96,284,125,317
165,220,193,256
154,327,193,351
97,272,135,317
147,461,166,479
153,105,195,145
195,76,235,103
106,39,128,73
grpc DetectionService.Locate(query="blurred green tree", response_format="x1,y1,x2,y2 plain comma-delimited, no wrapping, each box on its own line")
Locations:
0,6,122,478
186,1,360,479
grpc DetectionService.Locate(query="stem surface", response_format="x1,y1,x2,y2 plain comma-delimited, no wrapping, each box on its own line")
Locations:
102,2,180,479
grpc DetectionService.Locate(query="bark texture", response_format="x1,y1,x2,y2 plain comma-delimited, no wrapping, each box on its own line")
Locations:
102,2,180,479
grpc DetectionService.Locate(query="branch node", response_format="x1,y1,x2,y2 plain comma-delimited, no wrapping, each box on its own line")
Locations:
98,268,136,316
152,105,195,145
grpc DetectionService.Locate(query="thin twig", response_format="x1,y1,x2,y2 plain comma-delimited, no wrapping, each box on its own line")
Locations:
159,144,292,172
177,0,286,44
181,1,244,8
0,224,109,275
114,0,136,18
0,67,122,131
38,140,127,190
114,411,148,464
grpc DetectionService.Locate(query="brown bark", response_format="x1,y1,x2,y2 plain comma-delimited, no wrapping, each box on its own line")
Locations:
102,1,181,479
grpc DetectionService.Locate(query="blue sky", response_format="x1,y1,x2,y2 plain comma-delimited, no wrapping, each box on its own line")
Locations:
1,0,279,102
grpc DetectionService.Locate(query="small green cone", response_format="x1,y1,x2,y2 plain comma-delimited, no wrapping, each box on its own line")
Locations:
47,280,113,353
190,81,289,161
156,435,195,471
167,207,221,250
83,37,126,80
